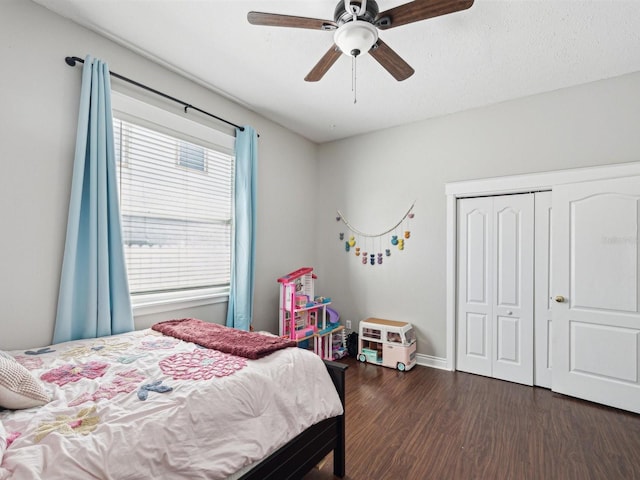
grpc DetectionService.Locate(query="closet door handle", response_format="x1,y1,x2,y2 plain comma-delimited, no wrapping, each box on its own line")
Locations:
554,295,565,303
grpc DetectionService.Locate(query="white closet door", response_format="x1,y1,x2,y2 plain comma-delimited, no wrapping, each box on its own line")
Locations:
552,176,640,413
534,191,553,388
457,194,534,385
457,197,493,377
491,194,534,385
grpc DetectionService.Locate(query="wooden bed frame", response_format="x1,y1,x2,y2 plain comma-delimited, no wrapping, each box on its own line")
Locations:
239,360,348,480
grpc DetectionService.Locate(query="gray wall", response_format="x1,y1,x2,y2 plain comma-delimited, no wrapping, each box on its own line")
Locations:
0,0,318,350
3,0,640,363
315,71,640,360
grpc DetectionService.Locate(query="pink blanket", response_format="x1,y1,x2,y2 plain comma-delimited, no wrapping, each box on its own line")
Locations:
151,318,297,359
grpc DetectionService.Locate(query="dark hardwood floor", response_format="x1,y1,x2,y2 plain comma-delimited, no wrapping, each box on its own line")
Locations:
304,357,640,480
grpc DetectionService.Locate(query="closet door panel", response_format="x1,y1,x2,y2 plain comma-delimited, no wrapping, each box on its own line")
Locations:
495,206,521,307
457,194,534,385
496,315,520,362
466,209,490,304
492,194,534,386
456,197,493,377
466,313,489,358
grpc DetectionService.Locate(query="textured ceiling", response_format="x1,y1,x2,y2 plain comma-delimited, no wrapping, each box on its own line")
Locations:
33,0,640,143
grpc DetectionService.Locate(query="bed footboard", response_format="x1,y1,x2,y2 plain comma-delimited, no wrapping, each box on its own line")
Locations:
322,360,347,477
239,360,348,479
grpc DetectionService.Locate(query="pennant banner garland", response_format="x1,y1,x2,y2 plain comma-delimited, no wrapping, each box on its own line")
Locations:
335,202,415,266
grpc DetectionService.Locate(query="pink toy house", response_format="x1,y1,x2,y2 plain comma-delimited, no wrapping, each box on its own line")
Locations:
277,267,344,360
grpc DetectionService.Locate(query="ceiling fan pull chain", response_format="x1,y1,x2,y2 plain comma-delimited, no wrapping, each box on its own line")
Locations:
352,55,354,92
352,56,358,104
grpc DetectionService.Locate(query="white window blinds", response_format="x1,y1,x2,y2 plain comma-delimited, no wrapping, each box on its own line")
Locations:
113,117,234,296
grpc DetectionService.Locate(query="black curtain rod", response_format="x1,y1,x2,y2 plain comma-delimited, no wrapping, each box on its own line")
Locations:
65,56,246,133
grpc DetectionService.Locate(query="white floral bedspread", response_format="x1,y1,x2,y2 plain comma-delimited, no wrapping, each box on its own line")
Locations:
0,329,343,479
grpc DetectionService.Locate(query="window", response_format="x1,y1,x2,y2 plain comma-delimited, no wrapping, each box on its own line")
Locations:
178,141,206,171
111,92,235,313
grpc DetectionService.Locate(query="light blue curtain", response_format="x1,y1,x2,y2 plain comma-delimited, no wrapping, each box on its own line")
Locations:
53,55,134,344
226,126,258,331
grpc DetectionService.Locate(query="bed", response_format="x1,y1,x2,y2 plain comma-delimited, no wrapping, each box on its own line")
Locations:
0,322,347,479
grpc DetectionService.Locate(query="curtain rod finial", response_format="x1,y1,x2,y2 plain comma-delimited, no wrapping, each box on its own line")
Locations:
65,56,84,67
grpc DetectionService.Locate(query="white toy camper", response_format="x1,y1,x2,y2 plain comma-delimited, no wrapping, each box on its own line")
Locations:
358,318,417,371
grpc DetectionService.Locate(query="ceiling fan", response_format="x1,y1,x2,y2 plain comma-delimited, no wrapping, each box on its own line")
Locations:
248,0,474,82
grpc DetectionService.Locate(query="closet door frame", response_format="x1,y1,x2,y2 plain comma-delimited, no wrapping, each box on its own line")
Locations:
534,191,553,388
445,161,640,372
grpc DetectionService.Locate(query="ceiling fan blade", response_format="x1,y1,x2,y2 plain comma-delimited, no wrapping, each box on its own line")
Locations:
248,11,336,30
369,39,415,81
305,45,342,82
376,0,474,30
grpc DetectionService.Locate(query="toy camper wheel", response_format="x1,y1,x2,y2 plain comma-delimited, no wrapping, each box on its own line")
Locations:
358,353,367,363
397,362,406,371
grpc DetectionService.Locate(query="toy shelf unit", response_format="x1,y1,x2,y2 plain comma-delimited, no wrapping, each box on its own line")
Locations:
277,267,345,360
358,318,417,371
315,321,346,361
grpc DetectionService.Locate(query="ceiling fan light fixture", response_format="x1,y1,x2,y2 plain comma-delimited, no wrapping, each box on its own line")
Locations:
333,20,378,57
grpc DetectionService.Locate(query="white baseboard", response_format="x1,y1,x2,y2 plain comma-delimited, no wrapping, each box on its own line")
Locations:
416,353,450,371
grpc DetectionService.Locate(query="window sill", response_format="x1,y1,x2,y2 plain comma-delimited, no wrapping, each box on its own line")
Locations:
131,287,229,316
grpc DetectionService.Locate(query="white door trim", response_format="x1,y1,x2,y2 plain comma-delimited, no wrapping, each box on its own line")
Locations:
533,191,553,388
445,161,640,371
